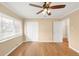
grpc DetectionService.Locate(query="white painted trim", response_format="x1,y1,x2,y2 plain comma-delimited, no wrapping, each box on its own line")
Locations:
0,34,23,43
35,41,54,42
69,44,79,53
24,41,56,42
4,41,23,56
53,40,63,43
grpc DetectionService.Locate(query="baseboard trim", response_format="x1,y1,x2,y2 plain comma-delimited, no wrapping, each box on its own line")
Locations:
69,45,79,53
23,41,63,43
5,41,23,56
37,41,54,42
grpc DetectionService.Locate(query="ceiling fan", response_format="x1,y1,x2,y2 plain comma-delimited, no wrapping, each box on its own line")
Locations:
29,2,66,16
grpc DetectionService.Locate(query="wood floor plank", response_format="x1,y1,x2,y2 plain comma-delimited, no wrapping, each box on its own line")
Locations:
9,42,79,56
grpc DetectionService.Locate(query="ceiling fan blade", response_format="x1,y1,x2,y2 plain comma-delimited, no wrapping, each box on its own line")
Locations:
43,2,46,7
29,4,43,8
37,10,43,14
50,5,66,9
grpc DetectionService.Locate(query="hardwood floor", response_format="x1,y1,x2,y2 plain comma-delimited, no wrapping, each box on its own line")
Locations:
9,40,79,56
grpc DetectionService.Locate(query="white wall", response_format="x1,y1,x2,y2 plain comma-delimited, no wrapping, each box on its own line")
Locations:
68,10,79,53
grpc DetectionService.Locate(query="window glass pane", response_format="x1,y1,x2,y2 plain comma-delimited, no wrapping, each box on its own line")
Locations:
2,17,15,39
14,20,22,35
0,13,22,42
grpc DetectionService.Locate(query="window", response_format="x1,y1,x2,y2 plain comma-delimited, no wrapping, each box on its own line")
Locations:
0,13,22,42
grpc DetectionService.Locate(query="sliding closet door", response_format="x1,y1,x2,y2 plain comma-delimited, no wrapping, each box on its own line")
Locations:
53,20,66,42
25,22,39,41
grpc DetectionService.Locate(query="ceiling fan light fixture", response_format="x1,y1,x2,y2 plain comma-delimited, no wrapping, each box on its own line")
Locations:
44,8,47,12
47,9,51,14
42,8,47,15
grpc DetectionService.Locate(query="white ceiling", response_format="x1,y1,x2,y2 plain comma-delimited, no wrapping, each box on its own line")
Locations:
2,2,79,19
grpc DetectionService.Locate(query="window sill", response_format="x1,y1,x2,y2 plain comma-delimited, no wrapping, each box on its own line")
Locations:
0,33,23,43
